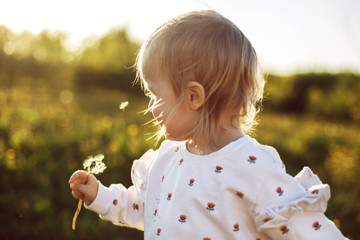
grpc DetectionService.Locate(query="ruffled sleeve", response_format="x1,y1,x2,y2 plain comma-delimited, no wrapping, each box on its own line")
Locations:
131,149,156,202
252,166,346,239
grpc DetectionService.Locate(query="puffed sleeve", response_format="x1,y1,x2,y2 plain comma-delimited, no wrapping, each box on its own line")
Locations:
252,162,346,240
85,149,156,230
131,149,155,202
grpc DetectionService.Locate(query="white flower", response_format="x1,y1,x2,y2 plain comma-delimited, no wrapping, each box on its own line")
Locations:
83,154,107,175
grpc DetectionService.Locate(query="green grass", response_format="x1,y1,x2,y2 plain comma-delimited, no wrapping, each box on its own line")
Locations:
0,83,357,239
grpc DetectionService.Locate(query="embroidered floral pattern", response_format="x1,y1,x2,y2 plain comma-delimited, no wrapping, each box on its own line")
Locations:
248,155,257,163
236,191,244,198
313,221,321,230
233,223,240,232
133,203,139,211
276,186,284,196
215,166,223,173
206,202,215,212
312,189,319,194
137,142,332,239
179,215,187,223
189,178,195,186
280,225,289,234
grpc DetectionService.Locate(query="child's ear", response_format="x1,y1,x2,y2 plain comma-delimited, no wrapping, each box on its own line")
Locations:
186,81,205,111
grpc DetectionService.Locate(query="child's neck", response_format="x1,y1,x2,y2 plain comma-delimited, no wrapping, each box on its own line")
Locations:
186,126,245,155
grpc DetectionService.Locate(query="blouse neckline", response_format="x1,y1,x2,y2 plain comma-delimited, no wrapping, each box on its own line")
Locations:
179,135,252,164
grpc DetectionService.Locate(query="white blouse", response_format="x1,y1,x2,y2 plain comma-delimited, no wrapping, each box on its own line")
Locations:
86,135,345,240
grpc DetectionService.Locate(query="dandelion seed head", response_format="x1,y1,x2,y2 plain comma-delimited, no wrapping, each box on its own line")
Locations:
83,154,107,175
119,101,129,111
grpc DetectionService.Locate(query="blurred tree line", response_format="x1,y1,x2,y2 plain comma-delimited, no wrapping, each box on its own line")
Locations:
0,24,359,239
264,73,360,122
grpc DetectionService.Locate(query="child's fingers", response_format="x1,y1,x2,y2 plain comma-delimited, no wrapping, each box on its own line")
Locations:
71,189,84,200
73,176,95,193
68,170,88,184
69,174,98,205
70,182,84,197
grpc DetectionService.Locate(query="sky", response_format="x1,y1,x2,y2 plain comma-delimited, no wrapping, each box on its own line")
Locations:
0,0,359,74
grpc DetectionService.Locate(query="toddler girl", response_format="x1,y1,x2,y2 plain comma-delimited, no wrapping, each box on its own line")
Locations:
69,10,346,239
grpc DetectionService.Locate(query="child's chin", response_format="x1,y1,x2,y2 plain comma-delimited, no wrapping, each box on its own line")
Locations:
165,132,188,142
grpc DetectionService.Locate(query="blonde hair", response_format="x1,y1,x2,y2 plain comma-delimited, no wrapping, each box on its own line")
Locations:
135,10,265,142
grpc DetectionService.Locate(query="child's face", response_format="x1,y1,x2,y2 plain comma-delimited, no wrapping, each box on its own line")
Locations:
143,68,196,141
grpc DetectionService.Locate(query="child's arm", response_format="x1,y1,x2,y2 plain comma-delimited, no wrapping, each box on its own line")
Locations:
68,149,155,230
69,170,145,230
253,164,346,240
84,181,145,230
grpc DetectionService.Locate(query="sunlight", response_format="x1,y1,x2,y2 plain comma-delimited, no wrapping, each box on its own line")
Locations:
1,0,359,74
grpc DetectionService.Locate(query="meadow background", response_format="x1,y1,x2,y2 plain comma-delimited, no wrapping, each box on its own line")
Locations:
0,25,359,239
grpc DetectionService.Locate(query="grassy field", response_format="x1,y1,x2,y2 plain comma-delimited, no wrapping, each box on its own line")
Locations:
0,79,358,239
1,25,358,239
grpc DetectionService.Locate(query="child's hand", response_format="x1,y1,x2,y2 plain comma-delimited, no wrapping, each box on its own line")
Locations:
69,170,99,206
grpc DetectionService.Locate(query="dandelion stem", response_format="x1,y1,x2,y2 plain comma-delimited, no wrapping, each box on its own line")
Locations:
72,173,89,230
72,154,106,230
72,199,83,230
